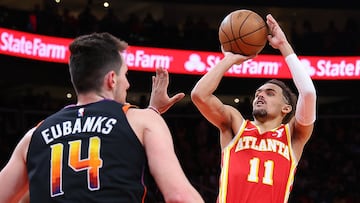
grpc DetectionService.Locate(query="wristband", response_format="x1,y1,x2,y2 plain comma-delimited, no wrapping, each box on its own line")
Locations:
148,106,160,114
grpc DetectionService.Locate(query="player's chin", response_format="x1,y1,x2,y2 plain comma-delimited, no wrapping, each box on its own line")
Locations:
253,103,265,109
252,108,267,117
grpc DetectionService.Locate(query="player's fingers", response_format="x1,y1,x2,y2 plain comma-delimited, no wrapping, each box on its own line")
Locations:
169,93,185,104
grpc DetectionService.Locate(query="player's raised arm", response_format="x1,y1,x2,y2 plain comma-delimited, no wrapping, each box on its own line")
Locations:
191,52,250,131
267,14,317,159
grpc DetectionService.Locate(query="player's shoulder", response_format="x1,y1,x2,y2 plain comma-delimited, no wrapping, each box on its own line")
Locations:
18,126,39,159
127,106,161,118
25,125,41,141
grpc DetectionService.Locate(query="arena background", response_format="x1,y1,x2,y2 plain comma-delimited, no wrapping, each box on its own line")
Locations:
0,0,359,202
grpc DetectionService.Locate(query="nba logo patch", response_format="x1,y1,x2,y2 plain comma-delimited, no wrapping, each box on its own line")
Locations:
78,108,84,117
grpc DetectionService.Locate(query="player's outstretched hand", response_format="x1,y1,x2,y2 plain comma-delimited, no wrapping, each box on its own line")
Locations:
149,67,185,114
266,14,288,49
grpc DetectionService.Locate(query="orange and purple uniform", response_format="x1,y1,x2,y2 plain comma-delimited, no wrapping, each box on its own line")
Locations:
27,100,158,202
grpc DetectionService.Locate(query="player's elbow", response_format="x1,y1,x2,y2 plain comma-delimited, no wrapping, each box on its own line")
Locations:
302,86,317,103
191,88,205,105
308,84,317,96
295,88,317,126
305,81,316,96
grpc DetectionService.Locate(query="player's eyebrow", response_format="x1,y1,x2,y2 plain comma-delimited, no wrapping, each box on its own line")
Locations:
255,88,277,94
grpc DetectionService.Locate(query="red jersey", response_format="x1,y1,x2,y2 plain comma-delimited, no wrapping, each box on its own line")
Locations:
217,120,297,203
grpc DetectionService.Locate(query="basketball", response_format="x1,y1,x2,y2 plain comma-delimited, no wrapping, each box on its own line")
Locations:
218,9,268,56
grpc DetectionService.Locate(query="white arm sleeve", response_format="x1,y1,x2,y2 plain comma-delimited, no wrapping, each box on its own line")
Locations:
285,54,317,126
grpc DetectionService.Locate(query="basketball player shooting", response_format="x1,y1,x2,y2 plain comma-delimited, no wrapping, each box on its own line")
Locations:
191,14,317,203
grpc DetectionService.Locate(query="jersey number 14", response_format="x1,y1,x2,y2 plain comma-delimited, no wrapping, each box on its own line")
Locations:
50,136,103,197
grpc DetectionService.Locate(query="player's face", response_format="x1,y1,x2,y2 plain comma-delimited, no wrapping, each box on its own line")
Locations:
113,54,130,104
252,83,288,120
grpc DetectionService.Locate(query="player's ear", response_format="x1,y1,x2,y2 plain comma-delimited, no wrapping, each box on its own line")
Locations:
105,71,116,89
282,104,292,114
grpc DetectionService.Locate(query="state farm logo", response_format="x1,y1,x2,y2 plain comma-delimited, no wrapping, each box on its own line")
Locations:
299,58,316,76
184,53,281,76
122,50,173,69
0,31,67,59
316,59,360,77
184,53,206,72
300,57,360,77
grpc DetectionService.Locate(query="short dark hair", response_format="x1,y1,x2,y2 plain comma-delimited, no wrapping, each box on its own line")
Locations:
68,32,128,94
266,79,297,124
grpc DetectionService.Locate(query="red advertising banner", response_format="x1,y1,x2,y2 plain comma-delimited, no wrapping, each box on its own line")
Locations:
1,27,360,80
0,27,72,63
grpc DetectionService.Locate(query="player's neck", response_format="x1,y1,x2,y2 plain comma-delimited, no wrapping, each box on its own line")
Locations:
76,92,112,106
252,118,283,133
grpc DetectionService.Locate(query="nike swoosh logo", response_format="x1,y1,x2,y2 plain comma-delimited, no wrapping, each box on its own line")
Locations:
244,128,257,131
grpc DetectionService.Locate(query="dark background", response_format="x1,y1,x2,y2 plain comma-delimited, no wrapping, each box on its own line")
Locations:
0,0,359,202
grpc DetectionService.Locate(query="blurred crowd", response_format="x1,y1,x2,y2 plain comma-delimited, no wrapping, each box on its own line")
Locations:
0,2,359,203
0,3,359,55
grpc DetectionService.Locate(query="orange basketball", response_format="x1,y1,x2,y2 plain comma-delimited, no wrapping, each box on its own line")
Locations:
218,9,268,56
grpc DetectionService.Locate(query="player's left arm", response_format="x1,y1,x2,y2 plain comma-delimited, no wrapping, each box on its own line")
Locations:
0,127,35,203
267,14,317,158
286,53,317,159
